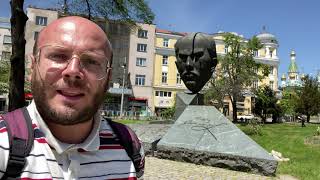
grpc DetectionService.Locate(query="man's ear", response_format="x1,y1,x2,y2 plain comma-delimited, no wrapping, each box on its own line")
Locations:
27,54,36,81
105,68,112,90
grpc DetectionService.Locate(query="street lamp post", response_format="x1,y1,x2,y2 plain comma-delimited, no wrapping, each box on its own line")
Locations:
120,57,126,117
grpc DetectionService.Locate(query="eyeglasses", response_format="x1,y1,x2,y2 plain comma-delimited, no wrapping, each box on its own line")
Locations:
36,45,112,80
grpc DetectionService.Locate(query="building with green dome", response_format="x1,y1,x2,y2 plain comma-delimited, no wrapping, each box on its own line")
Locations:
280,50,304,89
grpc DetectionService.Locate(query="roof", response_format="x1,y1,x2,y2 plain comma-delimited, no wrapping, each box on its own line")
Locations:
0,17,10,29
27,5,60,12
156,29,187,36
256,32,278,44
288,61,298,73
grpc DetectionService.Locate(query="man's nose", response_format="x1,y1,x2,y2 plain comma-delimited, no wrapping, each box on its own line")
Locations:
186,56,194,70
61,57,84,80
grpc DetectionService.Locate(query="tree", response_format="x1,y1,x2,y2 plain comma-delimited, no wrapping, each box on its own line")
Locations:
206,33,268,122
9,0,28,111
296,75,320,123
253,86,280,123
278,89,299,122
61,0,154,26
0,58,10,94
204,76,228,110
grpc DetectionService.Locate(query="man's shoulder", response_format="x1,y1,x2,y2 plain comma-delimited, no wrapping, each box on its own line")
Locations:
100,118,138,136
99,118,144,178
0,118,11,178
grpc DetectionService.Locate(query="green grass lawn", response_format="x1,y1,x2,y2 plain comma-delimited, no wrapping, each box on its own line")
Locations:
238,123,320,180
114,119,148,124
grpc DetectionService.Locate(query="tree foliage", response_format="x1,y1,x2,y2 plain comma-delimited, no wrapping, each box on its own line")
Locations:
0,59,10,94
205,33,268,122
253,86,280,123
204,77,228,109
296,75,320,122
278,88,299,120
61,0,155,26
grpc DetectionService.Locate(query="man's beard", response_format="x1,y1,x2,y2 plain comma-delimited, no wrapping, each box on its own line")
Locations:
31,72,106,125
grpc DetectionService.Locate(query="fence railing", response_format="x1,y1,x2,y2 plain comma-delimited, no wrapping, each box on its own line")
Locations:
100,110,154,119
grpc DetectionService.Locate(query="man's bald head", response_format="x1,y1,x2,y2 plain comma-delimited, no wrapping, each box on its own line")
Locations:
30,16,113,129
33,16,112,61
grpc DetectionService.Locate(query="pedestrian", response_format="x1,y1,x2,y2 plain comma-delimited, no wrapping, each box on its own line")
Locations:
0,16,144,180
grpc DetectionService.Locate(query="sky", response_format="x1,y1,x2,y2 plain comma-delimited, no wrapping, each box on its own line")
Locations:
1,0,320,79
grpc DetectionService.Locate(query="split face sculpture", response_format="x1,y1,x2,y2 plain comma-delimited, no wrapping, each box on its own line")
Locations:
175,33,217,94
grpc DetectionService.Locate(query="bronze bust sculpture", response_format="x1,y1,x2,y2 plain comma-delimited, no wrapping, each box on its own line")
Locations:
175,32,217,94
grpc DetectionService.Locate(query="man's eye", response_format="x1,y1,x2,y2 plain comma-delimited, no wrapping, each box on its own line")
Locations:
48,53,68,61
179,54,188,60
86,59,100,66
81,55,102,66
82,59,103,68
194,52,204,58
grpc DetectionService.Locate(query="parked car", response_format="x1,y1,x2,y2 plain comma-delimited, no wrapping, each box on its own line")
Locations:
237,114,254,122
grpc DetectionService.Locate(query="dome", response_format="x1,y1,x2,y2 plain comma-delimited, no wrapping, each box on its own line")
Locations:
256,32,278,44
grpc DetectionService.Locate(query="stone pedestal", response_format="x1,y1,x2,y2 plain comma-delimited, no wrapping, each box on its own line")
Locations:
156,93,278,176
174,92,204,120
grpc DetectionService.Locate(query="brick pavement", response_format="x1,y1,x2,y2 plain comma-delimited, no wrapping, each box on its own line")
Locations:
144,157,277,180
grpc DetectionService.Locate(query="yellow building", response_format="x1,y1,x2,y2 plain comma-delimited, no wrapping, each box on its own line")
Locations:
153,29,187,114
212,31,279,116
152,29,279,116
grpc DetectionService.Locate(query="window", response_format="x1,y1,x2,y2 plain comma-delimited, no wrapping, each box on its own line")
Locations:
35,16,48,26
138,29,148,38
162,72,167,84
269,81,274,89
269,50,273,58
136,58,146,66
176,73,182,84
135,75,145,85
155,91,172,97
252,80,258,89
269,66,274,75
253,50,258,57
224,45,228,53
34,31,39,40
137,43,147,52
1,51,11,61
163,39,169,47
162,55,168,65
3,35,11,44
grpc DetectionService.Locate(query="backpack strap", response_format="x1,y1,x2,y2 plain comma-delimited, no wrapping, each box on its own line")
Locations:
106,119,144,178
1,107,34,179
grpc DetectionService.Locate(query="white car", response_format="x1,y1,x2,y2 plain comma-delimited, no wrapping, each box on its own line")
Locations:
237,114,254,121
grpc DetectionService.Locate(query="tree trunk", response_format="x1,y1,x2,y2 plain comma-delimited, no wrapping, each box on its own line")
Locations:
8,0,28,111
307,114,310,123
301,119,306,127
232,100,237,123
85,0,92,20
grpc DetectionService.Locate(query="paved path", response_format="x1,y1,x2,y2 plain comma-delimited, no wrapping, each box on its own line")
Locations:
144,157,276,180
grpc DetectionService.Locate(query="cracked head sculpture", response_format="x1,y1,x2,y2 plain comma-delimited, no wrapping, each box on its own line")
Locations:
175,33,217,94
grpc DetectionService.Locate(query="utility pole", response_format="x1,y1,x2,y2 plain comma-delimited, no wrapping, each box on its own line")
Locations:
120,57,126,117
